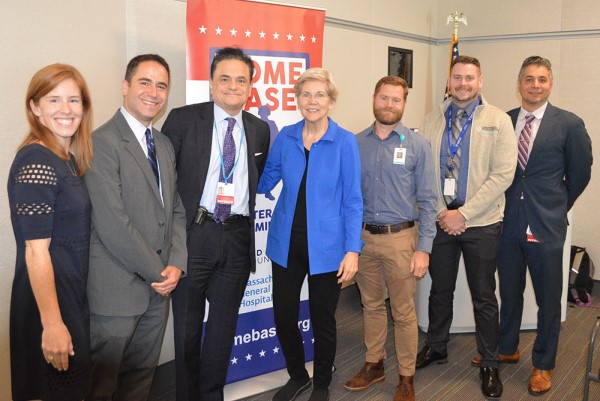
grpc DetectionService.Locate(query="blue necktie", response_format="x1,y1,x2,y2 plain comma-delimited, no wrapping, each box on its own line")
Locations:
214,117,236,223
145,128,159,187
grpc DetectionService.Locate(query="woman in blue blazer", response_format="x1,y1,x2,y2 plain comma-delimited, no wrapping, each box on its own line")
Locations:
258,68,363,401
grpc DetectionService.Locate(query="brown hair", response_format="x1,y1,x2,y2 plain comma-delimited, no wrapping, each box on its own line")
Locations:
374,76,409,100
20,64,93,174
451,55,481,72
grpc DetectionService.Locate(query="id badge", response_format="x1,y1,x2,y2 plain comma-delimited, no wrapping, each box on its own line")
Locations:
216,182,235,205
443,178,456,196
393,147,406,165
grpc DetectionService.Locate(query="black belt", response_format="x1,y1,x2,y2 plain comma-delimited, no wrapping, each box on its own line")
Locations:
206,213,247,224
363,221,415,235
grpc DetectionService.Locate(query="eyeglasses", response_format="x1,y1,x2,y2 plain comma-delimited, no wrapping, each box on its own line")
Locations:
298,91,329,101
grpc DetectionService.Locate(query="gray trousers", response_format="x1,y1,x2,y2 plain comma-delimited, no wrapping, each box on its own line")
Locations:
88,292,170,401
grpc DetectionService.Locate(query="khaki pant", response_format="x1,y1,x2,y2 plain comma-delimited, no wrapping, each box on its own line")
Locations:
355,226,418,376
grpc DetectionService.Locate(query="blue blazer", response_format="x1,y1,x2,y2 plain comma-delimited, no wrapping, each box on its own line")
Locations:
258,117,363,275
504,103,592,243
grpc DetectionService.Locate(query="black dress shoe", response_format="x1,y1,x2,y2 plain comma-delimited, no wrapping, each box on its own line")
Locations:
480,366,503,398
415,345,448,369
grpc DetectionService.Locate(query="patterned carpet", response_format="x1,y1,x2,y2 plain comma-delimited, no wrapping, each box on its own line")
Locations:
150,284,600,401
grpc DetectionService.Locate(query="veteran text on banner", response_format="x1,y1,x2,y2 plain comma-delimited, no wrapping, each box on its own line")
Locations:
186,0,325,383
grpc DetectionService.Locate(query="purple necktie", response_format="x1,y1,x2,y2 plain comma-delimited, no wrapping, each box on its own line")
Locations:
214,117,236,223
518,114,535,171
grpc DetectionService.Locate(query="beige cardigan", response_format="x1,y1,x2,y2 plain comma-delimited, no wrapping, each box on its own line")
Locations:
419,97,518,228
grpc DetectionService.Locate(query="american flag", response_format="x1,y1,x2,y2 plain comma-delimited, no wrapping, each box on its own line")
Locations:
444,34,459,100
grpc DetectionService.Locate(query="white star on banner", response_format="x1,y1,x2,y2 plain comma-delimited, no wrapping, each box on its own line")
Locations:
245,353,252,361
215,26,222,35
300,34,306,42
245,29,251,37
199,25,207,34
311,36,317,43
259,31,266,39
273,32,280,40
231,357,238,365
230,27,237,36
273,346,280,354
259,350,266,357
311,338,315,343
287,33,293,41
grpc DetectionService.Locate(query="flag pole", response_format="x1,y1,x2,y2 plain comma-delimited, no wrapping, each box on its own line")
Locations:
444,11,468,100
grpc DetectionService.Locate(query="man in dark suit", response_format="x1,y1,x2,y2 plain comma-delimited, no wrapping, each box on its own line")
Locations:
470,56,592,396
162,47,270,401
85,54,187,400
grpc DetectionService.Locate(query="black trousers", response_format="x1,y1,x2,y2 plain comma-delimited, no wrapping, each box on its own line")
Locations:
498,202,564,370
272,230,341,389
172,219,251,401
426,222,501,368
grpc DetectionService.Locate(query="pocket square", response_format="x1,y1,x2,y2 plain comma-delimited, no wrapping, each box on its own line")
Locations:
255,152,263,156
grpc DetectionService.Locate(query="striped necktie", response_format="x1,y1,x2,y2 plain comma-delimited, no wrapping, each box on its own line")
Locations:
444,108,465,205
518,114,535,171
145,128,159,187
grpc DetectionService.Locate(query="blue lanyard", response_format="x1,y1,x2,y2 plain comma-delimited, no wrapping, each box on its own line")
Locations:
214,119,245,184
446,99,480,160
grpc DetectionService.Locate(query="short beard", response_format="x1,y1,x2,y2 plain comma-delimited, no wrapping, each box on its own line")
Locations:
373,106,403,126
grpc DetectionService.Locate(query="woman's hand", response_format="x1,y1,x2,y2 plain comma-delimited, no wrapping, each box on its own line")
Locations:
337,251,359,284
42,321,74,371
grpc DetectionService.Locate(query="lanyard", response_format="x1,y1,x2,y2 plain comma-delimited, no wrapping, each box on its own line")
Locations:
446,99,480,160
214,118,245,184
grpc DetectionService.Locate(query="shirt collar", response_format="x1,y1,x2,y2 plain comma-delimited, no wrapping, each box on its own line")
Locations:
452,96,480,117
518,101,548,121
367,120,407,140
120,106,152,142
213,103,243,127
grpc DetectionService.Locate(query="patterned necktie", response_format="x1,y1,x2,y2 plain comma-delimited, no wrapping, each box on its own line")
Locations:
444,108,465,205
145,128,159,187
518,114,535,171
214,117,237,223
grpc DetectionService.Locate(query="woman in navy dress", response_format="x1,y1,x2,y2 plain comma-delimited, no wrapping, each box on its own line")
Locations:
8,64,93,401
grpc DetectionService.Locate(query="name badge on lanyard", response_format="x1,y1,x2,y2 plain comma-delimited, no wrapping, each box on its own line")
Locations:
216,182,235,205
393,133,407,165
214,119,246,206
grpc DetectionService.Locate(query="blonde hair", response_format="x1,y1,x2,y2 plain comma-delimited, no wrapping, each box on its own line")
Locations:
293,68,338,102
20,63,93,174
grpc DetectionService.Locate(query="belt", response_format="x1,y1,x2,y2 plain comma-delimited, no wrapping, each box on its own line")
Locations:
362,221,415,235
206,213,247,224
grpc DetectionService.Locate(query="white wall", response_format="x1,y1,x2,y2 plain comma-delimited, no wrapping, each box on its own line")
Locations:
1,0,598,399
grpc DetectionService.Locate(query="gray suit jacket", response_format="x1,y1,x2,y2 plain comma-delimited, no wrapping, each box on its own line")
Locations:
85,110,187,316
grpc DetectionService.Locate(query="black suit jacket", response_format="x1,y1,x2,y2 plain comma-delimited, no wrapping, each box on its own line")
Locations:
161,101,270,271
504,103,592,243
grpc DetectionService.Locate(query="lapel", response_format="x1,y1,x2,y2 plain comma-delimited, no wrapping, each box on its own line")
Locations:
152,128,170,212
113,111,163,202
242,111,258,188
527,103,558,168
196,103,215,191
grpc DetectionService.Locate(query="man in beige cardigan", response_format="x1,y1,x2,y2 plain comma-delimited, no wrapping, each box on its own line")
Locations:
415,55,517,399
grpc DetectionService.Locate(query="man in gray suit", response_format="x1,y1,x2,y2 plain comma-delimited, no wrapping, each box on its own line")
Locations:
84,54,187,401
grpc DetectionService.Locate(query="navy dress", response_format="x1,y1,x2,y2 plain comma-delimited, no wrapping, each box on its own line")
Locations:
8,144,91,401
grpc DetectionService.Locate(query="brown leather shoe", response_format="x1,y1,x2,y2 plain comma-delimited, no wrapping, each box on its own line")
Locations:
344,360,384,391
528,368,552,396
394,375,415,401
470,349,520,367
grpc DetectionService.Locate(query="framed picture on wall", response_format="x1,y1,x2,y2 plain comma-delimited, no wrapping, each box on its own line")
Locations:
388,47,413,88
